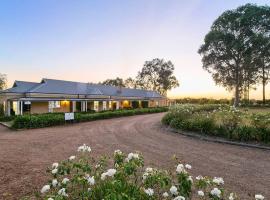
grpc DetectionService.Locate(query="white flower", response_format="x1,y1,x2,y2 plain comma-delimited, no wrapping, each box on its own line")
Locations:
85,175,95,185
188,176,193,183
69,155,76,161
163,192,169,197
95,164,100,168
185,164,192,169
126,153,139,162
173,196,185,200
101,169,116,180
107,169,116,176
40,185,50,193
48,198,54,200
101,173,107,180
198,190,204,197
62,177,69,184
142,172,149,180
58,188,68,197
145,167,153,173
255,194,264,200
144,188,154,196
77,144,91,152
52,162,59,169
176,164,186,174
170,185,178,195
51,168,58,174
52,179,58,187
213,177,224,185
196,175,204,180
229,193,235,200
114,149,122,155
210,188,221,198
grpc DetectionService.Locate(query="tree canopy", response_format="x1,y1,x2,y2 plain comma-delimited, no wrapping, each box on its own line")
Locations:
198,3,270,106
0,74,7,90
101,77,125,87
100,58,179,96
136,58,179,96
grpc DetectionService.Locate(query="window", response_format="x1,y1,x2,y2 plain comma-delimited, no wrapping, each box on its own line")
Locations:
102,101,107,110
94,101,99,111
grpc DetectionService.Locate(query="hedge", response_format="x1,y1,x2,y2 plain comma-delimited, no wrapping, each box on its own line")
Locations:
162,104,270,144
12,107,168,129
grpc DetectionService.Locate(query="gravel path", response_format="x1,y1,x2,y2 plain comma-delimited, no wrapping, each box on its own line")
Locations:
0,113,269,199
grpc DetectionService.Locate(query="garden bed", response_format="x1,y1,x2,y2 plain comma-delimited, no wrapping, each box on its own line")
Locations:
11,107,168,129
162,104,270,144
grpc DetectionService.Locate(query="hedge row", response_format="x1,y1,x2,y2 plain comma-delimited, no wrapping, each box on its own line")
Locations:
162,104,270,144
12,107,168,129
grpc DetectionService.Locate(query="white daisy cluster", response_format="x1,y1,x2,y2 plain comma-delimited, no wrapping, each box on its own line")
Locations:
114,149,123,155
210,187,221,198
176,163,192,174
144,188,154,196
51,162,59,174
142,167,155,180
213,177,224,185
125,152,139,162
77,144,91,152
85,174,95,185
255,194,264,200
101,168,117,180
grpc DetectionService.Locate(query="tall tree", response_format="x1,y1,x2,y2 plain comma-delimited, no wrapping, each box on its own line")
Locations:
198,4,270,106
136,58,179,96
124,77,137,89
0,74,7,90
101,77,125,87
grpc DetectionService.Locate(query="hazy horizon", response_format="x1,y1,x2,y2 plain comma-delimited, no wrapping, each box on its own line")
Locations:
1,0,269,99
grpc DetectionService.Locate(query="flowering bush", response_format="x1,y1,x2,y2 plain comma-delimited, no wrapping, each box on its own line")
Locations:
163,104,270,144
31,144,265,200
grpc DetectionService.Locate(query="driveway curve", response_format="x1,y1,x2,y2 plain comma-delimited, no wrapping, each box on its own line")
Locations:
0,113,269,199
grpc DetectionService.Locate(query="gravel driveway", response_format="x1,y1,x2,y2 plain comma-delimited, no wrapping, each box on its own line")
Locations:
0,113,269,199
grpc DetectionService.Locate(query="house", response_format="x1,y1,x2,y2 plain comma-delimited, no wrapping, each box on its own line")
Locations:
0,78,167,116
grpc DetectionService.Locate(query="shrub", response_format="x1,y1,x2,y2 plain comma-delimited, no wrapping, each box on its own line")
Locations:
0,115,15,122
29,144,258,200
12,107,168,129
162,104,270,144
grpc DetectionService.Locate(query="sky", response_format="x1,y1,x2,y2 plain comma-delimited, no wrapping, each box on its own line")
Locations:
0,0,269,99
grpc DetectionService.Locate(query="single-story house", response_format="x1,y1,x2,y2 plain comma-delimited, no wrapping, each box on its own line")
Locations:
0,78,168,116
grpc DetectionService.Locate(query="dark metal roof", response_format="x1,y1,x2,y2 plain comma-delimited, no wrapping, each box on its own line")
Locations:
2,78,165,99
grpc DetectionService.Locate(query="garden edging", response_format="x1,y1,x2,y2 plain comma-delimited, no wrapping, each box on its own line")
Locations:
167,127,270,151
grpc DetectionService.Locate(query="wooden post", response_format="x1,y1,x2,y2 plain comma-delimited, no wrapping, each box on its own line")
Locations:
20,101,23,115
85,101,88,112
116,101,120,110
7,101,10,116
72,101,76,112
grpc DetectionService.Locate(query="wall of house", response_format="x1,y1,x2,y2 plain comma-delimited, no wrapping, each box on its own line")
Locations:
53,101,71,113
31,102,49,114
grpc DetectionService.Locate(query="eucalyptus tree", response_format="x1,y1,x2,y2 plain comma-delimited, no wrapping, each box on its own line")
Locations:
136,58,179,96
198,4,270,106
0,74,7,90
101,77,125,87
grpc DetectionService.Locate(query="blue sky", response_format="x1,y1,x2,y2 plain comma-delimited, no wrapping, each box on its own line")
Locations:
0,0,269,98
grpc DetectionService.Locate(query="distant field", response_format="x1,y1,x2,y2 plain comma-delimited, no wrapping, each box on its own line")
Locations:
240,107,270,114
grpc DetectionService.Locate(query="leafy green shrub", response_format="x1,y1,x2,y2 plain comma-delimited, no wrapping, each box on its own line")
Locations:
0,103,4,116
0,115,15,122
30,144,251,200
12,107,168,129
162,104,270,144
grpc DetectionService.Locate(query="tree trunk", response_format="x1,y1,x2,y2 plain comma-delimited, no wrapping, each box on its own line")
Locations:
234,67,240,107
262,64,266,104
